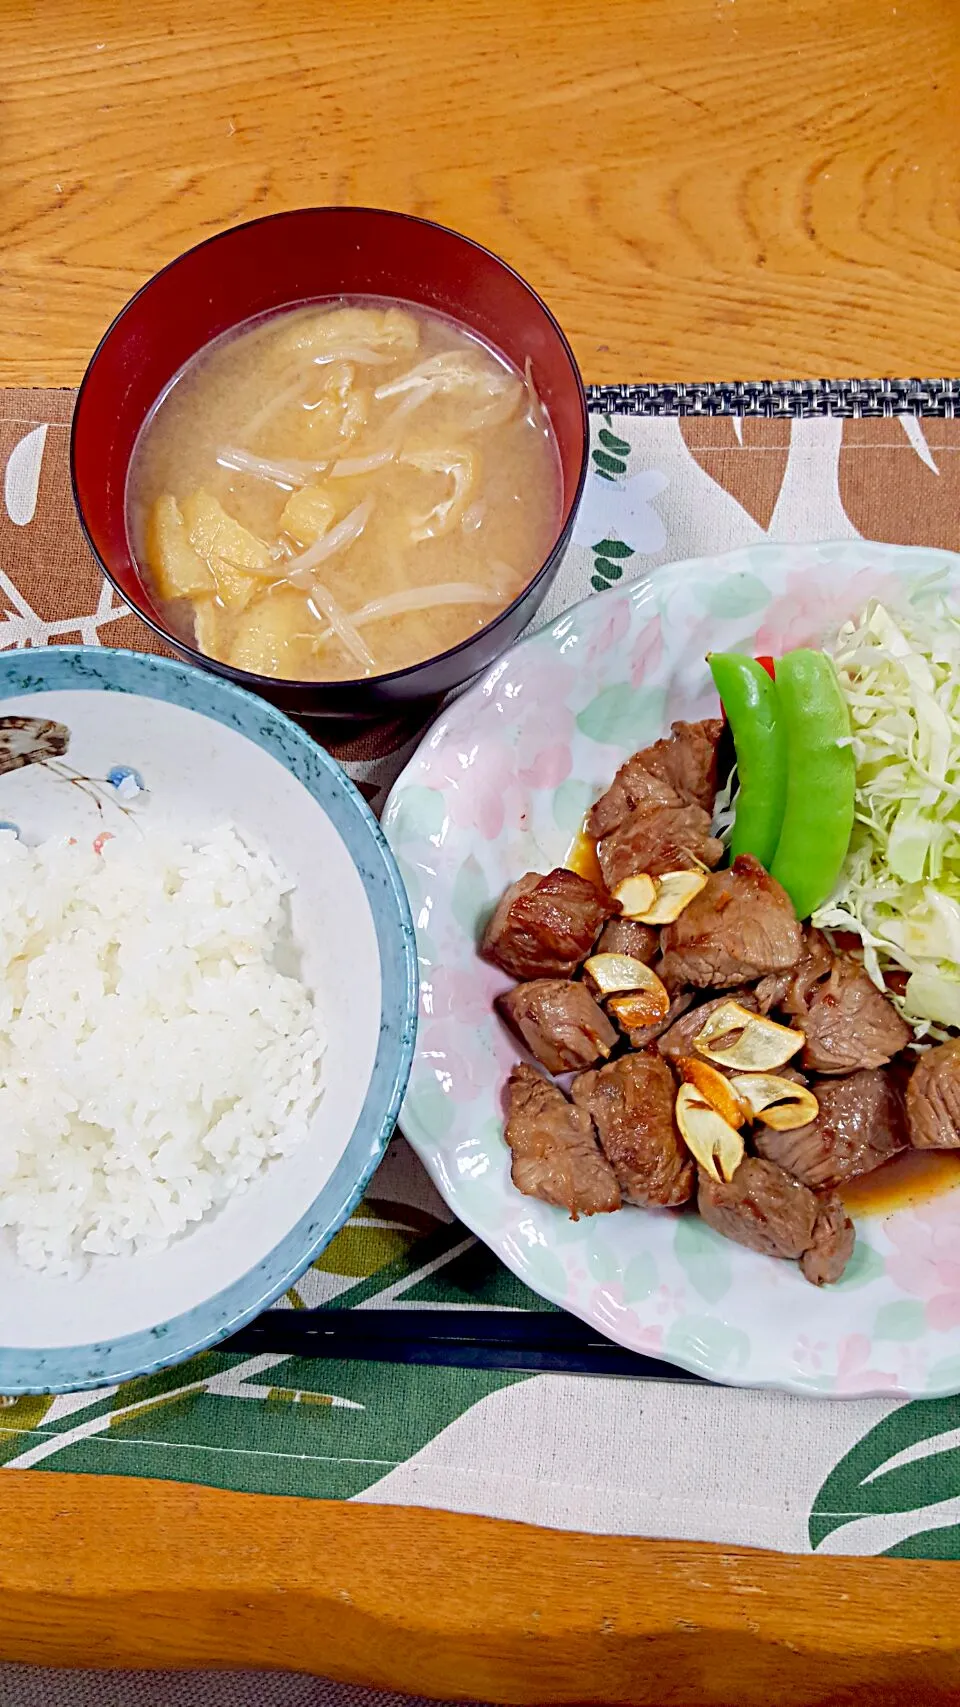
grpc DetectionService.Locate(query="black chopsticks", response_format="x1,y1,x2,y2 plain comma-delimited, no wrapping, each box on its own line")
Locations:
225,1308,706,1382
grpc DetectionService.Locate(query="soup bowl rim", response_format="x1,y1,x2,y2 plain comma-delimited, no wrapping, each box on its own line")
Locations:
70,205,590,696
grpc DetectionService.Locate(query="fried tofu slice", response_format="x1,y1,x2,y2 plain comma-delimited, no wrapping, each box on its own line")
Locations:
180,490,273,571
145,495,216,600
279,486,336,548
277,305,419,357
227,590,314,678
209,561,263,613
192,598,224,660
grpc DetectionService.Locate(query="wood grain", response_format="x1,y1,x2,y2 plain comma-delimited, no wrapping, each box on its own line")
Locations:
4,0,960,386
5,4,960,1697
0,1472,957,1703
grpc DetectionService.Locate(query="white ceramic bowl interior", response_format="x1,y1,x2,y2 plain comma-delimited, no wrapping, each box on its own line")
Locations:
0,648,415,1392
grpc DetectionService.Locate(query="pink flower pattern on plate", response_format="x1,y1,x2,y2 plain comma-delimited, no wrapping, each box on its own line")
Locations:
886,1200,960,1330
793,1335,827,1374
630,612,664,687
517,741,571,791
426,962,502,1027
511,696,576,785
417,1022,491,1102
587,1284,664,1354
834,1334,902,1396
443,738,519,841
585,598,632,667
753,567,902,656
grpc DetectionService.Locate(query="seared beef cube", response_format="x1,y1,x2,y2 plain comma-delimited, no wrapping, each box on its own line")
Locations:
754,1068,907,1189
782,931,911,1074
699,1157,814,1262
589,769,678,842
656,991,759,1065
638,718,724,813
598,803,724,887
596,917,660,964
572,1052,694,1207
801,1197,857,1287
907,1039,960,1148
587,718,723,838
504,1063,621,1217
498,979,617,1074
659,854,802,990
698,1156,854,1285
481,868,618,980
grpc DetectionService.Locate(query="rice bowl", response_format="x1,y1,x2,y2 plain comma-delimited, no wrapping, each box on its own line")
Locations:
0,647,416,1394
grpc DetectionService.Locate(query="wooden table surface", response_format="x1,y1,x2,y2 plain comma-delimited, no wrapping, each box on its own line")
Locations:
5,0,960,1699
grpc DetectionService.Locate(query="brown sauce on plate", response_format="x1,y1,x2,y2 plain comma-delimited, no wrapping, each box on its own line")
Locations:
840,1148,960,1216
566,822,960,1216
565,825,604,889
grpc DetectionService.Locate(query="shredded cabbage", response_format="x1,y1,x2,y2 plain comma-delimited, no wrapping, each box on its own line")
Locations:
812,588,960,1034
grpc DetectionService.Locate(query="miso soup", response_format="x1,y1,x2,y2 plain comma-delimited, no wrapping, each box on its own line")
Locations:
127,299,563,681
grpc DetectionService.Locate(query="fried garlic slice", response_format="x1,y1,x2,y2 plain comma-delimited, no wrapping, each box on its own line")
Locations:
675,1083,745,1182
676,1057,748,1130
693,1001,803,1072
729,1074,819,1131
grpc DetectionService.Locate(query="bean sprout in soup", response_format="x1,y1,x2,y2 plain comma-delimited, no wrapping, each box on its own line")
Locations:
127,300,563,680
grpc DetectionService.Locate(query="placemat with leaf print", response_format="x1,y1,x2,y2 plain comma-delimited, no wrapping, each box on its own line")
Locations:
2,383,960,1558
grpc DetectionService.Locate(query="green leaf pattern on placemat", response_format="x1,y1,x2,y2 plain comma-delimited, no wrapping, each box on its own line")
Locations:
591,537,636,594
811,1396,960,1558
0,1190,540,1497
592,418,631,481
587,417,638,591
0,1350,529,1499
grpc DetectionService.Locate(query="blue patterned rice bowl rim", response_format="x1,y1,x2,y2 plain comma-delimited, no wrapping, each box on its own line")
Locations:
0,647,418,1394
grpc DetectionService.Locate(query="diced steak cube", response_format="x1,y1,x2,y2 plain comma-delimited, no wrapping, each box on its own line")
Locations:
639,718,724,813
595,917,660,965
504,1063,621,1218
781,931,911,1074
587,719,723,838
659,854,802,990
481,868,619,980
597,804,724,887
697,1155,854,1285
754,970,794,1014
907,1039,960,1149
754,1068,907,1189
589,769,679,842
801,1196,857,1287
498,979,618,1074
572,1052,694,1207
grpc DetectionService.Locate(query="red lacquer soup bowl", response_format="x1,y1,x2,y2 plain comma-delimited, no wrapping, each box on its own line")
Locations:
71,208,589,719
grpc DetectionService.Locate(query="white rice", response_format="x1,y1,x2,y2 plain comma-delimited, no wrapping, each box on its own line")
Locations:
0,825,325,1275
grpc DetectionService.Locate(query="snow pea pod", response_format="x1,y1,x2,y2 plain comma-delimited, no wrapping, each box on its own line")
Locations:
769,648,856,919
708,652,787,868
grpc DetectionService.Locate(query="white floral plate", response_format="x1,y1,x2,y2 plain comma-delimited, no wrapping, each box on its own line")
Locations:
384,541,960,1398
